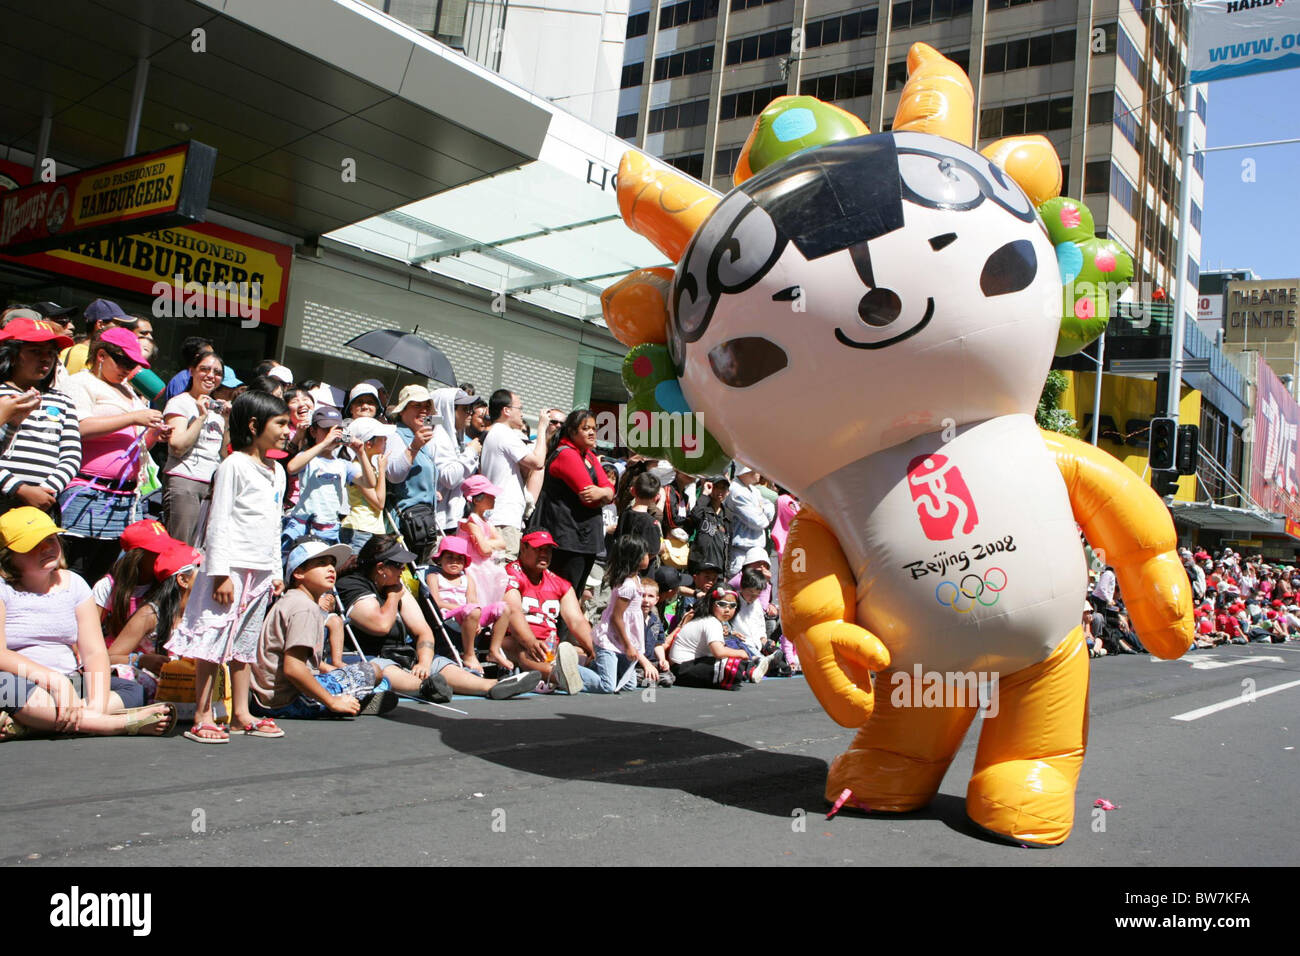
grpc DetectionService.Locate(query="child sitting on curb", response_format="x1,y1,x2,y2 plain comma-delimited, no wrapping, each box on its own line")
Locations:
250,539,491,719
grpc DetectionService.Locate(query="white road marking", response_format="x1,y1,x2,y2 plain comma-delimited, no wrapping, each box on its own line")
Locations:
1171,679,1300,721
1190,655,1284,670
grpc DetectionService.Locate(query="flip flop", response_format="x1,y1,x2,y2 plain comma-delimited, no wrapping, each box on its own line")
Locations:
232,717,285,738
124,702,178,736
183,721,229,744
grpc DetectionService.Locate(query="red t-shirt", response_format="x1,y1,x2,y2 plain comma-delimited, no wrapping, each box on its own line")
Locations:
505,561,573,653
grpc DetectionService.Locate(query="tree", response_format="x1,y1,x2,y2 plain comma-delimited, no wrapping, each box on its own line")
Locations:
1036,369,1079,437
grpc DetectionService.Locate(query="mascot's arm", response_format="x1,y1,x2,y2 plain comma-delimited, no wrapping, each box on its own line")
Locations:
779,507,891,727
1040,429,1193,659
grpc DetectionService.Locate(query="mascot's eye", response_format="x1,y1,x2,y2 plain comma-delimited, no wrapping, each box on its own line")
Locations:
980,240,1038,296
672,192,784,348
929,233,957,251
898,154,982,209
772,285,802,301
982,160,1035,220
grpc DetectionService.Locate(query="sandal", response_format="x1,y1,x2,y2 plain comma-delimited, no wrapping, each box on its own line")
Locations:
0,711,32,742
232,717,285,738
124,702,178,737
183,721,230,744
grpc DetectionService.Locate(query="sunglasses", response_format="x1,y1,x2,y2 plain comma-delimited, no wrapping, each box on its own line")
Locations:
107,350,140,370
715,601,738,608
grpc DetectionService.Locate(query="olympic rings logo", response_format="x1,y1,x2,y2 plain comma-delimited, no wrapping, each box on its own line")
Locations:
935,568,1007,613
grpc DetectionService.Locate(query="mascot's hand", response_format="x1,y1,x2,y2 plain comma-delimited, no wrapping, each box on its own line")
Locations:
1116,552,1194,659
798,620,892,728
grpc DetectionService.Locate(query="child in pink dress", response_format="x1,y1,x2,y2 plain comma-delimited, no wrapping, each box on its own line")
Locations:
426,535,505,674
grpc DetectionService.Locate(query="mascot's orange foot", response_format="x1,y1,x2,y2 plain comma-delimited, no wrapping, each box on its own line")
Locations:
965,760,1075,847
825,747,950,813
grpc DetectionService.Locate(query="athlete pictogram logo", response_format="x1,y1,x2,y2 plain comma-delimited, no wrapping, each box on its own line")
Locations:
935,567,1007,613
907,453,980,541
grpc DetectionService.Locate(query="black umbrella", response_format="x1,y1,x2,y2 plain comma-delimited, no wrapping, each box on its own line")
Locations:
344,328,457,385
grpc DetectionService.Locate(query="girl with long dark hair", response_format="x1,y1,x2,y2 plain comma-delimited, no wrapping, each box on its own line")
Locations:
167,390,291,743
590,535,656,692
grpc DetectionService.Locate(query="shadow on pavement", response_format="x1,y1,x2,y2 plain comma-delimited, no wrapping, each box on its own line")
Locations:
386,708,830,818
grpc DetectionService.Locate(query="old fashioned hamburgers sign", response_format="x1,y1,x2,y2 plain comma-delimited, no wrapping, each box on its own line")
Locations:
0,142,215,255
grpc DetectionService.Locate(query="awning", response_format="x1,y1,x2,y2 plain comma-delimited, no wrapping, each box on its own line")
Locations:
326,107,683,321
1168,501,1285,535
0,0,551,239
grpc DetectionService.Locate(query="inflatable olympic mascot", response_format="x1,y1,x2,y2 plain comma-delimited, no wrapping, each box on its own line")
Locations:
602,44,1194,846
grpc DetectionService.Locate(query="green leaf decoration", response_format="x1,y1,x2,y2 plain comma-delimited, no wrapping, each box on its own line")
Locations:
1039,196,1134,356
620,344,730,474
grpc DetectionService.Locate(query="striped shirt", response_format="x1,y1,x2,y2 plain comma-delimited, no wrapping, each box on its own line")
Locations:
0,384,82,496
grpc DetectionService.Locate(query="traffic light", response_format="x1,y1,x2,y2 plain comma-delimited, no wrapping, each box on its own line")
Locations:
1148,417,1177,471
1153,470,1180,497
1176,424,1200,476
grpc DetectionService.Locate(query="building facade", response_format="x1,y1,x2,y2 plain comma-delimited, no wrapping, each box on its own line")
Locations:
616,0,1206,316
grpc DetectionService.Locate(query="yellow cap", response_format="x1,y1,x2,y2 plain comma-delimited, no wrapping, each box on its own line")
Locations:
0,507,64,553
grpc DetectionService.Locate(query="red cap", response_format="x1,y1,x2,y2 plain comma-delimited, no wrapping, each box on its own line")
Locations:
120,519,176,554
155,544,201,580
520,530,556,549
0,315,74,349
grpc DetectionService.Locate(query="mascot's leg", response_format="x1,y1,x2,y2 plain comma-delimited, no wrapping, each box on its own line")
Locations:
826,667,979,812
966,627,1089,847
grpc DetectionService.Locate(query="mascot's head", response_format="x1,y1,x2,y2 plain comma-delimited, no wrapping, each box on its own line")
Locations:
605,44,1127,491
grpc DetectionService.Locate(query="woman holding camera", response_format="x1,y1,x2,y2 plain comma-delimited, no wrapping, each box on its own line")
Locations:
162,350,229,546
60,329,168,582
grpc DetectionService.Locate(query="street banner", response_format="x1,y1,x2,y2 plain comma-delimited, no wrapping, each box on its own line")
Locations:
0,142,215,255
1251,354,1300,520
1190,0,1300,83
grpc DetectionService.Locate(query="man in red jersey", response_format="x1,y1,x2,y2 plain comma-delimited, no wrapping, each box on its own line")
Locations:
499,531,600,694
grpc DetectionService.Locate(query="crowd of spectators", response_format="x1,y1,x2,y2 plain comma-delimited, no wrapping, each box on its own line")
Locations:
1,295,1283,744
0,297,802,744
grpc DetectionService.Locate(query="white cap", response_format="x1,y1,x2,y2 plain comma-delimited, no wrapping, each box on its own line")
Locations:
742,546,771,567
350,417,397,444
348,383,380,406
267,365,294,384
734,463,755,478
308,384,339,409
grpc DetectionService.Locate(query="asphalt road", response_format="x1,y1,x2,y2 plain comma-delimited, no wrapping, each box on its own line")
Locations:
1,642,1296,867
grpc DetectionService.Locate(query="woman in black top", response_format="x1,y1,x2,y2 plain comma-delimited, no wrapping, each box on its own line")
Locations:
532,409,616,596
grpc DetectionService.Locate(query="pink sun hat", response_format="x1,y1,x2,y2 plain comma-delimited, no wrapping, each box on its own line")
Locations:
461,474,502,499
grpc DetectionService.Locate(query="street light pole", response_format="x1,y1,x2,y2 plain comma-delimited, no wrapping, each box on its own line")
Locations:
1167,8,1199,423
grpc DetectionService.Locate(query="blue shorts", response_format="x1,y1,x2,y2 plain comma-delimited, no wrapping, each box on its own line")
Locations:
251,656,453,719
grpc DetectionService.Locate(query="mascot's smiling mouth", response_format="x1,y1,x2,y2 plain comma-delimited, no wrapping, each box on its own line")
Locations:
835,297,935,350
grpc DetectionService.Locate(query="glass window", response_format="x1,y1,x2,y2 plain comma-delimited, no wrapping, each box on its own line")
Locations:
805,20,823,48
736,89,754,116
1002,102,1026,134
1050,97,1072,130
742,35,759,61
843,11,861,39
823,18,841,44
626,12,648,38
979,107,1002,139
863,8,879,34
987,0,1009,9
759,32,775,58
887,60,908,90
726,39,742,64
622,62,643,88
1004,37,1029,70
720,94,737,121
700,46,715,71
953,0,973,15
818,74,837,100
933,0,953,19
1084,160,1108,194
984,42,1005,73
1088,90,1113,125
913,0,932,24
775,30,791,55
1025,98,1049,132
854,67,874,98
1029,34,1052,67
1052,29,1074,63
893,2,911,29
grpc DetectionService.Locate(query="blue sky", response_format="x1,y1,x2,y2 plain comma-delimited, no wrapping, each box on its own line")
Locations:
1198,68,1300,280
